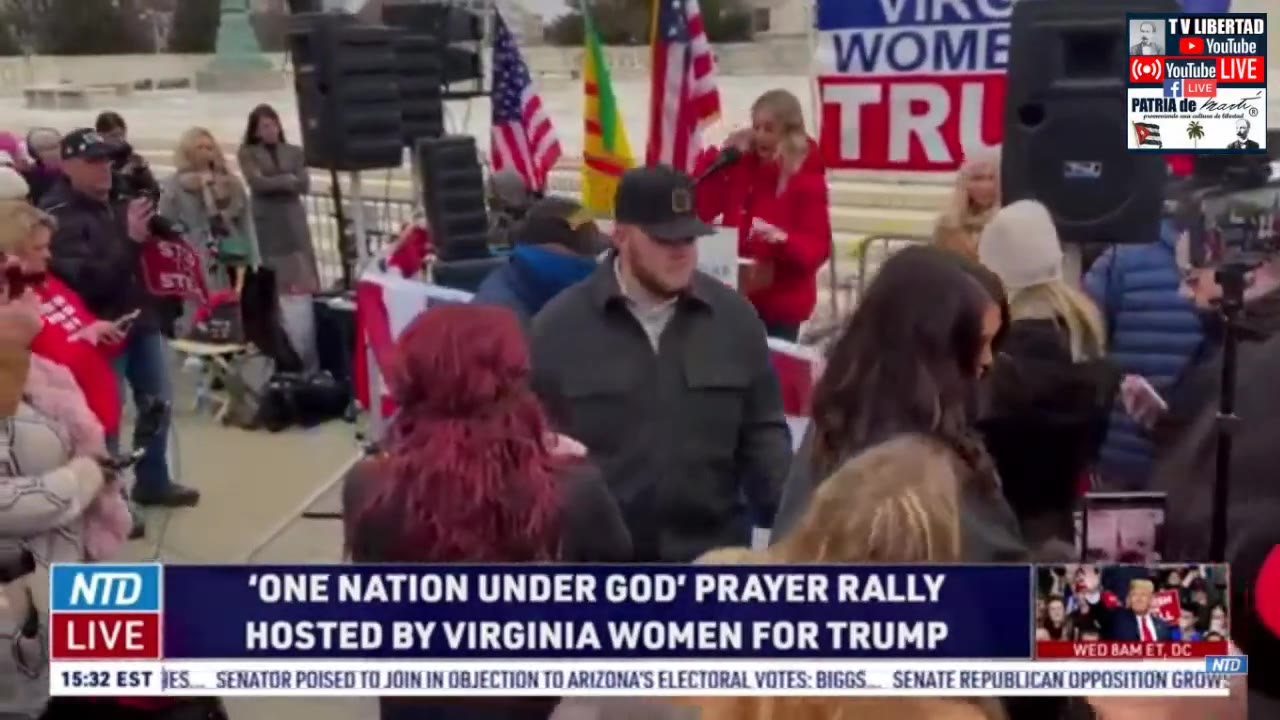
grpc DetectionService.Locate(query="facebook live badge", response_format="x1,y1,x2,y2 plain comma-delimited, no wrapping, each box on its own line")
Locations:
49,564,162,660
1127,12,1267,153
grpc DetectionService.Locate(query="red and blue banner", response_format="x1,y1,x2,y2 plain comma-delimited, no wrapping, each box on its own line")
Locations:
45,563,1244,698
52,564,1033,661
812,0,1237,171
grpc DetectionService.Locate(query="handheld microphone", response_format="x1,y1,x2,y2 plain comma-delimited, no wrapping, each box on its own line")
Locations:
693,147,743,186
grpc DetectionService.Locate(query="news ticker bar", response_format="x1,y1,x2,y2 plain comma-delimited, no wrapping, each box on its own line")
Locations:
49,660,1233,698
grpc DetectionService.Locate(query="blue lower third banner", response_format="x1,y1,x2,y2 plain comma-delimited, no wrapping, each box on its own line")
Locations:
146,565,1034,660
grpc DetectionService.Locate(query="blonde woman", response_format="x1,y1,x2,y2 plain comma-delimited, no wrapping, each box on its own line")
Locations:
979,200,1106,361
934,153,1000,261
774,434,965,563
159,127,254,298
701,435,1006,720
978,199,1122,547
693,88,831,341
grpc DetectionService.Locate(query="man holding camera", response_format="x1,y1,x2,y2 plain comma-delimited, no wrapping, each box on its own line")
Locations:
1140,190,1280,562
40,128,199,508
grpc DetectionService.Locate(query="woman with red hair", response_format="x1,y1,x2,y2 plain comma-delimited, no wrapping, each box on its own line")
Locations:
343,304,631,720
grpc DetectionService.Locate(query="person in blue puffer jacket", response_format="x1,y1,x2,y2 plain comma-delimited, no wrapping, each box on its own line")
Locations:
473,196,609,330
1084,218,1203,489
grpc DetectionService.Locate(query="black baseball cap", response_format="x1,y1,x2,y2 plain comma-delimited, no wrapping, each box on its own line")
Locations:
614,165,714,244
60,128,119,162
516,196,610,256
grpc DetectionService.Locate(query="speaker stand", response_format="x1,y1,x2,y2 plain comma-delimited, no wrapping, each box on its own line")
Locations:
410,151,424,215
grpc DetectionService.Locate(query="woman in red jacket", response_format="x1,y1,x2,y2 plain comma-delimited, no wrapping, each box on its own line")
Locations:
0,201,123,436
693,88,832,341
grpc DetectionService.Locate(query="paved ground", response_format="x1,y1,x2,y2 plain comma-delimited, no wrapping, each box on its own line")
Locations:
120,364,370,718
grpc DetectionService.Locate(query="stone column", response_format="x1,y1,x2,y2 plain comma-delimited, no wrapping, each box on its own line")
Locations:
196,0,286,92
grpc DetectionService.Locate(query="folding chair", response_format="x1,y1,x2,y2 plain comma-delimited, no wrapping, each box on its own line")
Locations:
170,287,249,421
170,337,249,421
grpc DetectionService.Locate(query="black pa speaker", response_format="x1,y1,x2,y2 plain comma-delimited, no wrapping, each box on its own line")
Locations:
393,34,445,146
1003,0,1178,245
289,14,404,171
417,136,490,261
383,1,483,92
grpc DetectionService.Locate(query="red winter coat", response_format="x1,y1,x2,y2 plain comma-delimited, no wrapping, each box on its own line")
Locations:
32,276,123,434
693,138,831,326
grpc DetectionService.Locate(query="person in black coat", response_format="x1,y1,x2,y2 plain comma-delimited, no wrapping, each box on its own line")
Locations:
773,246,1027,562
977,200,1121,546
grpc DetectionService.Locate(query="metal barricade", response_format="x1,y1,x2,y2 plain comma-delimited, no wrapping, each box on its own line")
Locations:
302,193,418,289
854,233,933,296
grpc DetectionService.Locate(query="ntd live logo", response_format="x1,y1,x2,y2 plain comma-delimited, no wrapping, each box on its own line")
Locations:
49,564,162,660
1204,656,1248,674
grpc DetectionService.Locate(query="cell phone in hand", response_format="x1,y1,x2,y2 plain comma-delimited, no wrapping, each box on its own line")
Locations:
115,309,141,333
1078,491,1167,563
99,448,146,472
1124,375,1168,412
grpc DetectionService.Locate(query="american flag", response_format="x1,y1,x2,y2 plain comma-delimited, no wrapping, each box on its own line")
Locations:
490,11,561,191
645,0,721,173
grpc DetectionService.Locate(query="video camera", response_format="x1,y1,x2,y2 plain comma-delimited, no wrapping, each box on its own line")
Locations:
108,141,185,240
1167,151,1280,564
1171,157,1280,269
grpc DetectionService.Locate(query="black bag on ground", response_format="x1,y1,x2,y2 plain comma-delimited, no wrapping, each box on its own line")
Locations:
222,268,347,431
257,371,349,432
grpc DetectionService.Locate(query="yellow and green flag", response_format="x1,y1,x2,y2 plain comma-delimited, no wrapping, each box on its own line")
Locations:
581,7,634,214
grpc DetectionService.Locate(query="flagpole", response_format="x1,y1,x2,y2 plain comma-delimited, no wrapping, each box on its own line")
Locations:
807,1,839,320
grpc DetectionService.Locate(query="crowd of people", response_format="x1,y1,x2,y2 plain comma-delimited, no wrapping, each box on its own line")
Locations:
0,104,332,719
0,79,1273,720
340,84,1272,720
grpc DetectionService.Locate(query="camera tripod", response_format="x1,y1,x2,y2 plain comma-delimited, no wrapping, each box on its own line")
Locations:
1209,260,1250,563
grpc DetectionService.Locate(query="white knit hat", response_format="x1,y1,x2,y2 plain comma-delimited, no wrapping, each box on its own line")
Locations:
0,162,29,201
977,199,1063,292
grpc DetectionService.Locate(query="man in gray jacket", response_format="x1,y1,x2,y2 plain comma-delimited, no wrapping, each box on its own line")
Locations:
530,166,792,562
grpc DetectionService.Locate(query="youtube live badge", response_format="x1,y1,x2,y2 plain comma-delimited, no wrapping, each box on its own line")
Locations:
1127,12,1266,154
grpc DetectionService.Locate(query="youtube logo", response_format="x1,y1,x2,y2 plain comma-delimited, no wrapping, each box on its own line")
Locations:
1179,36,1205,55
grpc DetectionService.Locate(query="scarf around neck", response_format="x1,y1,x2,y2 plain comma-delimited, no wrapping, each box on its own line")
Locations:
177,169,246,218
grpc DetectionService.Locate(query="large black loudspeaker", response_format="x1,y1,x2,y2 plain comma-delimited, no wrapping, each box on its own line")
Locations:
384,2,484,94
417,136,490,261
290,14,404,171
1003,0,1178,245
393,34,445,146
